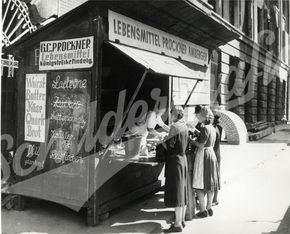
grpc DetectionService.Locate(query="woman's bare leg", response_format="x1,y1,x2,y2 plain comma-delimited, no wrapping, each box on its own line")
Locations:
206,191,214,210
213,190,219,204
196,190,206,211
174,207,182,227
182,205,187,222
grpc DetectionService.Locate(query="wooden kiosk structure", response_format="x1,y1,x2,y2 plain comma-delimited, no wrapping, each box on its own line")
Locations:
4,0,238,225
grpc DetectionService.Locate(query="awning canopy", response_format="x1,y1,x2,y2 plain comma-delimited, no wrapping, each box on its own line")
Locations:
109,42,207,80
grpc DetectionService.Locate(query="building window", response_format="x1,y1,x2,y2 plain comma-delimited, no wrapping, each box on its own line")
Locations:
282,0,289,33
222,0,230,22
229,0,236,26
271,1,279,57
256,1,278,55
282,0,289,62
282,17,285,61
257,6,263,35
208,0,216,11
223,0,253,38
241,0,253,38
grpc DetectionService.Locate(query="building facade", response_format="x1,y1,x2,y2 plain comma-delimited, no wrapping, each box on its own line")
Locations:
35,0,290,125
206,0,290,125
32,0,88,18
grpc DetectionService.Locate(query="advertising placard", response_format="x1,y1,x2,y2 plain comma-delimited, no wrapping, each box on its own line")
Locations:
39,36,94,70
25,73,47,142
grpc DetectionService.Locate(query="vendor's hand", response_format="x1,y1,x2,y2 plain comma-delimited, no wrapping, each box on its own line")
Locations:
159,132,167,141
157,134,163,141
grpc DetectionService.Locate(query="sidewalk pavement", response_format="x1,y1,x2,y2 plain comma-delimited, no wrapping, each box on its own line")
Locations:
2,125,290,234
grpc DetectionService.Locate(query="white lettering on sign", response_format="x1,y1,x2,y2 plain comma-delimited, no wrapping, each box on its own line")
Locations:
108,10,208,66
25,74,47,142
51,75,87,89
39,36,94,70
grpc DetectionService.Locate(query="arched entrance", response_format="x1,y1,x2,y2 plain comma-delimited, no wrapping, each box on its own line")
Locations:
214,110,248,145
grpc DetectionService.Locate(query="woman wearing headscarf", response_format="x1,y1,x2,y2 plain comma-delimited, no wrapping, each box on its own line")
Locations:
189,106,219,218
164,106,188,232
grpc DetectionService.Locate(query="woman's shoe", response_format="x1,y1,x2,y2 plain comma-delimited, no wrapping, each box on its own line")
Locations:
196,210,208,218
164,224,183,233
212,201,219,206
207,208,213,216
182,221,186,228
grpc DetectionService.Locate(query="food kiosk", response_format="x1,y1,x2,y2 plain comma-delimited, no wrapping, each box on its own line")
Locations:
3,1,238,225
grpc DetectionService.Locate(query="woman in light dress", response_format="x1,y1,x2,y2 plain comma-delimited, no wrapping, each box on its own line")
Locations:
189,106,220,218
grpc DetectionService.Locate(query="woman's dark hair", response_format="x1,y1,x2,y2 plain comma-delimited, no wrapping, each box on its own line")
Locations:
213,114,221,127
195,105,202,114
177,112,184,120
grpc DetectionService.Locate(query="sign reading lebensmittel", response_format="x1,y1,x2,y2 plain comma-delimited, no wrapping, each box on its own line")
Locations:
39,36,94,70
108,10,209,67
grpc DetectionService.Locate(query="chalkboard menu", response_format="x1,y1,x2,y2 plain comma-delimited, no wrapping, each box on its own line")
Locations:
46,71,91,170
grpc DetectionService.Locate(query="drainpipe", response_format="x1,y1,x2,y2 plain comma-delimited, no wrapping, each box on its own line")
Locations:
286,71,290,123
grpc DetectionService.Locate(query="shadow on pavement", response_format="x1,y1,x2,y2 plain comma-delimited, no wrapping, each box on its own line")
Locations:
101,192,173,233
262,205,290,234
2,190,172,234
25,197,86,225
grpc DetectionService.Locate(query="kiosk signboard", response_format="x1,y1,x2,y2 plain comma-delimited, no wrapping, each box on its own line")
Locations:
109,10,209,67
39,36,94,71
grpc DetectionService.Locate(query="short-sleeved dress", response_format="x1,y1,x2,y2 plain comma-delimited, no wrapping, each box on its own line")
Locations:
164,119,189,207
192,124,219,191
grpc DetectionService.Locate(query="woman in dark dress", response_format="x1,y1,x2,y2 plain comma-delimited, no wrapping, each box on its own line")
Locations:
213,114,222,205
164,106,188,233
189,106,219,218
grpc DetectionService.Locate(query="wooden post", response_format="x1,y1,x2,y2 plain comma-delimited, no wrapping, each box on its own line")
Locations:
168,76,172,124
12,54,26,211
86,8,104,226
182,80,201,108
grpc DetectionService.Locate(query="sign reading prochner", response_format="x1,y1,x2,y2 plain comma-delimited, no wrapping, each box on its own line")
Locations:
25,74,47,142
39,36,94,70
108,10,208,67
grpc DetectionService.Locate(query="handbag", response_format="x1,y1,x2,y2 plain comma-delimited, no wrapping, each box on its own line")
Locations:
155,142,167,163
